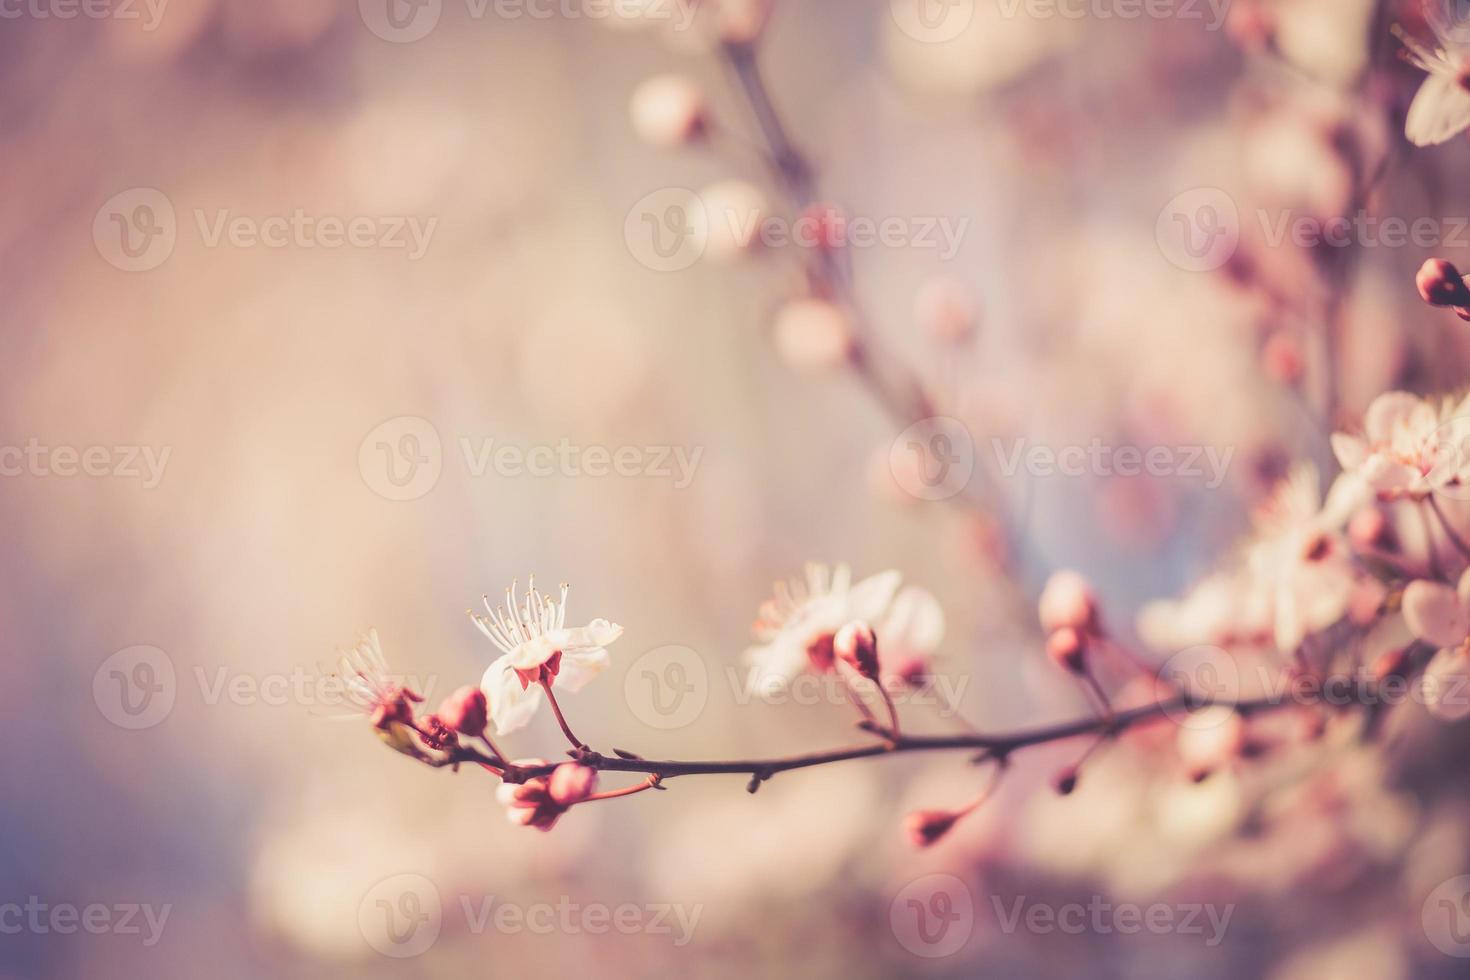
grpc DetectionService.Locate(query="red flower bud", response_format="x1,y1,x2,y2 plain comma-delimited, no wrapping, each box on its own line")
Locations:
834,621,879,680
1416,258,1470,307
438,686,488,738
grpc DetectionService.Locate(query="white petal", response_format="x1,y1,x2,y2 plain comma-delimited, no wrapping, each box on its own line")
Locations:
481,656,543,734
742,639,808,695
556,647,611,693
1406,73,1470,146
1403,579,1469,647
878,586,945,655
561,619,623,650
1330,433,1369,472
1424,647,1470,721
844,570,902,622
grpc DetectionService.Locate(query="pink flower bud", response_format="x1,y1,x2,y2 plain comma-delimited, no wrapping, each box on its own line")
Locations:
1416,258,1470,307
834,620,880,679
438,686,488,738
629,74,707,148
772,298,854,371
1038,570,1098,634
548,763,598,805
904,808,960,848
1046,627,1087,675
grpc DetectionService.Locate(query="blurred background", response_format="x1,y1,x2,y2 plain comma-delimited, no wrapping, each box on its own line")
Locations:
4,0,1470,977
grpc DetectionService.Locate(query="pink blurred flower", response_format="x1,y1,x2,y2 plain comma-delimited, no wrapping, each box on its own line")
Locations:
746,564,940,693
1402,570,1470,721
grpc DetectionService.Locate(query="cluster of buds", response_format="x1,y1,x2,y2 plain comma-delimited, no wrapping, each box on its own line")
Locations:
498,763,600,832
1415,258,1470,321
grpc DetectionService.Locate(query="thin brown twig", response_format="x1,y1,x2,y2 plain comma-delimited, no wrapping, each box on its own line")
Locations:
433,692,1302,784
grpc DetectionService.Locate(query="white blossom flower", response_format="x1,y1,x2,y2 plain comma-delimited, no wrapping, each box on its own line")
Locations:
743,562,933,694
1331,390,1470,499
472,578,622,735
1394,12,1470,147
1402,569,1470,721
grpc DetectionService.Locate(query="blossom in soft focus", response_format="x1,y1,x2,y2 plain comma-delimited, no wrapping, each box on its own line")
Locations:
1394,17,1470,147
1331,391,1469,499
743,563,902,693
1402,569,1470,721
772,298,853,371
337,630,423,757
472,579,622,735
1246,464,1364,654
630,74,707,147
497,762,599,831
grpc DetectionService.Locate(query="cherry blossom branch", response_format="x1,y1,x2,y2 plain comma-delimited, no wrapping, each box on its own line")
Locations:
433,690,1309,787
